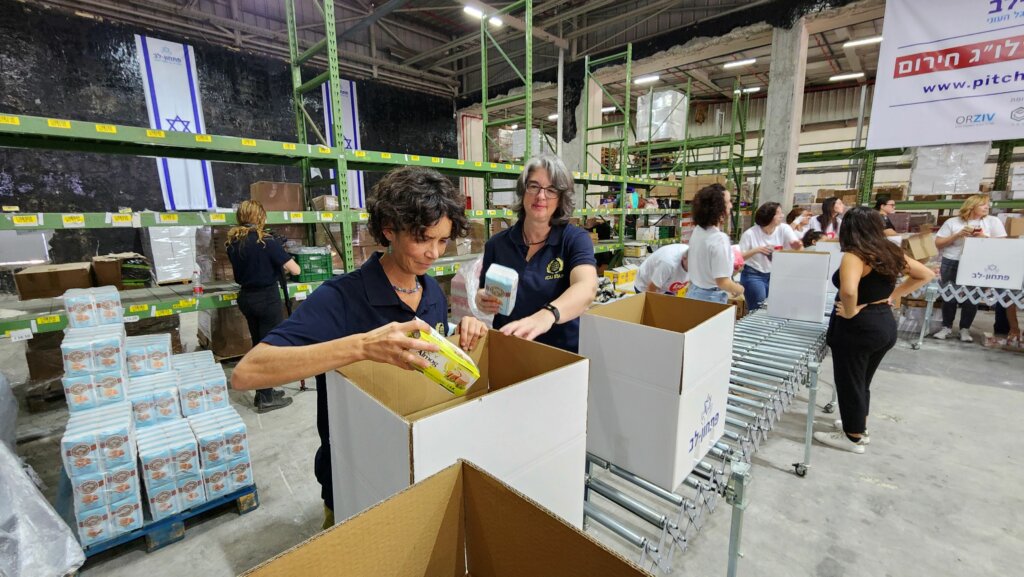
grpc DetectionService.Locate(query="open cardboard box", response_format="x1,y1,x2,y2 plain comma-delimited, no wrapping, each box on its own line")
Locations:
327,330,588,528
580,293,733,491
242,460,651,577
902,232,938,262
767,251,831,323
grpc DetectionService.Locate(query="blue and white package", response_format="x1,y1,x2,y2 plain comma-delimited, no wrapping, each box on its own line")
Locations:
107,496,143,535
63,375,98,412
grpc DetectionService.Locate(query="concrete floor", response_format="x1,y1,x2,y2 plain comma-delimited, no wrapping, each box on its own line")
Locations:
5,311,1023,576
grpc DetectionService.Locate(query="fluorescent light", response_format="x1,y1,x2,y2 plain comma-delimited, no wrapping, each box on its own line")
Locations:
489,16,502,27
733,87,761,94
634,75,660,85
547,113,559,120
829,72,865,81
508,124,518,130
601,106,616,113
463,6,483,18
843,36,883,48
723,58,756,69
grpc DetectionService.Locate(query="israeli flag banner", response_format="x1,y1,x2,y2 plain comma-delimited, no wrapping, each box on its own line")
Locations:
321,80,364,208
135,35,217,210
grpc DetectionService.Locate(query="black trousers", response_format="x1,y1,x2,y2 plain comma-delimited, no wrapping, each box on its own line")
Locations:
826,303,897,435
940,258,977,330
237,284,284,404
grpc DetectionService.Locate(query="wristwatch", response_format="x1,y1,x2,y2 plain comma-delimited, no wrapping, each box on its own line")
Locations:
542,303,561,323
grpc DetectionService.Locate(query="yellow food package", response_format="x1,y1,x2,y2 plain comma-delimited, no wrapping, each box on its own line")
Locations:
409,319,480,396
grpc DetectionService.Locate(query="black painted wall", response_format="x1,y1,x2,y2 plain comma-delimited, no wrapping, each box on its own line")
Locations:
0,0,456,282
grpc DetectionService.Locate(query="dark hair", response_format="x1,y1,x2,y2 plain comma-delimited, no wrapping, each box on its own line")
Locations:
754,202,781,227
514,155,576,226
786,207,804,224
817,197,841,232
367,166,468,247
692,183,728,228
837,206,907,280
874,194,892,211
802,229,823,247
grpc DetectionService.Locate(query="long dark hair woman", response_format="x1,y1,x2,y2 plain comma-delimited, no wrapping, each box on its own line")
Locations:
814,207,934,454
808,197,845,238
226,200,301,413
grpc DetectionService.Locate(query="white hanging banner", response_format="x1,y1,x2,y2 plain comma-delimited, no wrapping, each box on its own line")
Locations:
135,35,217,210
321,81,365,208
868,0,1024,149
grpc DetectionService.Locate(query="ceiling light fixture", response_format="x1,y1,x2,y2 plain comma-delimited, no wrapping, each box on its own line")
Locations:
634,75,660,85
547,114,559,120
489,16,503,27
733,87,761,94
723,58,757,69
463,6,483,18
829,72,865,82
601,106,617,113
843,36,883,48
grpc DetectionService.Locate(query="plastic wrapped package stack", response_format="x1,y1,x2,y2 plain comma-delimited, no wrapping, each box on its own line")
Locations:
124,334,173,378
60,325,128,413
171,350,216,369
173,365,230,417
187,408,254,501
61,402,143,546
63,286,124,329
909,142,991,195
126,373,182,429
510,129,553,160
136,420,205,521
636,89,687,143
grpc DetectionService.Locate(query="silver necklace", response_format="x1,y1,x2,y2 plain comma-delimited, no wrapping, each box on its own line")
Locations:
392,279,421,294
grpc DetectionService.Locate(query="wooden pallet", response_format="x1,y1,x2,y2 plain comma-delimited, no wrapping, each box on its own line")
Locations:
82,484,259,559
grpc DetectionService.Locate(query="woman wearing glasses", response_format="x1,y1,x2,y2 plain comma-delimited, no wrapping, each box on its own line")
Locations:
476,155,599,353
874,194,899,237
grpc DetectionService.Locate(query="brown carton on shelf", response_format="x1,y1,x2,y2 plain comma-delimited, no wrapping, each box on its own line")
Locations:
1006,217,1024,238
250,181,304,211
649,174,680,198
15,262,93,301
311,195,339,211
92,253,148,290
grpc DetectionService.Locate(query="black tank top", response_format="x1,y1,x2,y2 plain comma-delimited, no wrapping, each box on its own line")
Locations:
831,267,895,305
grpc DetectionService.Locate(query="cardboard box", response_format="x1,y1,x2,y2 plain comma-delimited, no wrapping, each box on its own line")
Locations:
198,307,252,359
250,181,304,212
1007,216,1024,238
242,461,650,577
144,227,197,284
92,253,149,290
902,233,938,262
649,175,680,198
15,262,93,301
873,185,906,201
580,294,734,491
766,251,831,323
311,195,339,211
327,330,588,527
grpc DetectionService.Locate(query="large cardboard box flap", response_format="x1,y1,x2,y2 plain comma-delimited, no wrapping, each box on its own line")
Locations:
902,232,938,262
329,330,588,528
243,461,651,577
766,251,831,323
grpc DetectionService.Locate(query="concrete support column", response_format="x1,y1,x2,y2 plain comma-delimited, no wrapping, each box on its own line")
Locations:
760,17,808,211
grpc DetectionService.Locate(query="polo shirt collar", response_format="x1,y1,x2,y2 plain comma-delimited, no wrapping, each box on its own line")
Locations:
362,251,438,312
509,220,564,248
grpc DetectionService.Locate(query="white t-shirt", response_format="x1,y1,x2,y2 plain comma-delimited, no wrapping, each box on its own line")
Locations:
936,216,1007,260
739,224,801,273
635,244,689,294
807,215,841,237
688,225,733,290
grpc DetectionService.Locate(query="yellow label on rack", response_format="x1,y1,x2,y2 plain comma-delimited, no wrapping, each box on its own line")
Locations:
173,298,196,309
319,212,334,221
358,212,369,221
2,205,20,212
0,115,19,125
111,213,133,226
95,124,117,134
431,157,441,163
410,155,420,161
220,293,238,302
159,213,179,224
457,159,465,165
573,172,580,178
504,164,512,170
154,309,173,318
282,142,296,150
12,215,38,226
434,266,446,275
317,145,331,154
354,150,366,157
295,284,311,293
48,119,71,129
474,161,482,167
129,304,149,313
195,134,212,143
241,138,256,147
489,163,497,168
289,212,304,222
453,263,461,272
209,213,226,223
381,152,392,159
146,129,165,138
474,210,484,216
36,315,61,325
62,214,85,227
486,209,497,216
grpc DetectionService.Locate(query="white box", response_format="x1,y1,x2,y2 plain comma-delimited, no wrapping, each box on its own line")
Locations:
956,237,1024,290
580,294,734,491
808,238,843,281
327,330,588,528
767,251,831,323
145,226,197,284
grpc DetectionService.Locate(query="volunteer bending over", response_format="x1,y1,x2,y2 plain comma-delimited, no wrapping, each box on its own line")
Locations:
738,202,802,311
231,167,488,527
476,155,598,353
684,184,743,304
635,243,689,295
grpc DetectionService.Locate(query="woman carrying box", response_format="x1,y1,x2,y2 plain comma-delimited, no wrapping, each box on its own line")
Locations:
933,194,1007,342
475,155,599,353
815,207,934,453
738,202,803,312
684,184,744,304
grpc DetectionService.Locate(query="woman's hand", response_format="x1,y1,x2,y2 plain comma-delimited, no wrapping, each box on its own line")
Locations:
457,316,488,351
475,288,502,315
499,310,556,341
755,246,773,256
835,301,866,319
358,320,438,370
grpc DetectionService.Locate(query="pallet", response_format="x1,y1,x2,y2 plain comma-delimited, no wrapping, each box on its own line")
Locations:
82,484,259,558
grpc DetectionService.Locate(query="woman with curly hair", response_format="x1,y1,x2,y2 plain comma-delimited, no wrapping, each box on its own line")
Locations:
231,166,488,527
814,207,934,454
684,183,744,304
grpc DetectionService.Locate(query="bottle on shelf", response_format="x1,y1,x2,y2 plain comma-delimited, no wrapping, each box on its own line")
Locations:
192,268,204,297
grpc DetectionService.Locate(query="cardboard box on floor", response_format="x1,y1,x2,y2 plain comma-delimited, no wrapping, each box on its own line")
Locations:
198,307,252,359
14,262,93,300
242,460,651,577
580,294,734,491
327,330,588,528
767,251,831,323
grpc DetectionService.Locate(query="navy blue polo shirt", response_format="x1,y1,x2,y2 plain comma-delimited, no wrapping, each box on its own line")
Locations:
226,230,292,289
480,221,596,353
262,252,448,510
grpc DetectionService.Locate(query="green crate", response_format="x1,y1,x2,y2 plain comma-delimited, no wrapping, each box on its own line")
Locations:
291,270,332,283
290,251,331,269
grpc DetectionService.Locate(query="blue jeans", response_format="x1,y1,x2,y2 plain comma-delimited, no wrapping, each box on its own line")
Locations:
740,266,770,312
685,285,728,304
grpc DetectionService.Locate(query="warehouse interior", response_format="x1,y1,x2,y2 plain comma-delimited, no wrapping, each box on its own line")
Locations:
1,0,1022,576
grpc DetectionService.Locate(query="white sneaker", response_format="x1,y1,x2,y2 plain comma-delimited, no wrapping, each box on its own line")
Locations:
933,327,952,340
959,329,974,342
814,431,866,454
834,419,870,444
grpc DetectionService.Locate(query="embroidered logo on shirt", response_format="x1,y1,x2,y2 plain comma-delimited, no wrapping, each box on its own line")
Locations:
545,258,564,280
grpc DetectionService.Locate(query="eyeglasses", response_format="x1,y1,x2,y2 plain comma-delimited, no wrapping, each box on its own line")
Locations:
885,202,896,206
526,183,562,198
